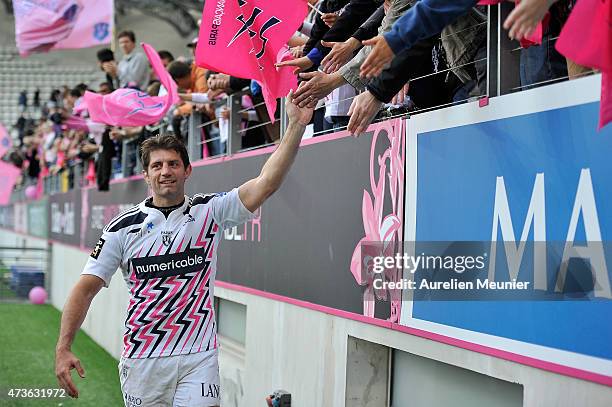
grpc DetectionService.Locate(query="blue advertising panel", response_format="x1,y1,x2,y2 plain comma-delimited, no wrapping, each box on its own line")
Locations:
404,77,612,382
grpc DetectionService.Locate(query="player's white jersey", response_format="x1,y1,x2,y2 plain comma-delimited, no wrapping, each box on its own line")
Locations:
82,188,253,359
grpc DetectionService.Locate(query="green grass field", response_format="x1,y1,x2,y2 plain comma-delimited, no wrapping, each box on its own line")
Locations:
0,304,124,406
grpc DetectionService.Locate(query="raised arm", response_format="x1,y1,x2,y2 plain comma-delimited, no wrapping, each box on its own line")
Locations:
55,275,105,398
238,93,313,212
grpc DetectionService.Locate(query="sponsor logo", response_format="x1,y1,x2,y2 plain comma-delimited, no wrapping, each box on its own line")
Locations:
140,221,155,237
131,248,206,279
90,238,105,259
201,383,220,399
184,214,196,225
123,392,142,406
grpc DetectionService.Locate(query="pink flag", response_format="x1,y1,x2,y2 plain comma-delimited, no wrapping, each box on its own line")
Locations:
76,43,179,126
0,123,12,157
195,0,308,121
0,161,21,205
556,0,612,129
13,0,80,55
13,0,112,56
53,0,113,50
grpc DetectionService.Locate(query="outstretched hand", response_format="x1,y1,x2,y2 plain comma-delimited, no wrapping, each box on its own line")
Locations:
275,56,314,74
359,35,395,79
503,0,555,40
320,38,361,73
286,90,314,126
347,91,382,136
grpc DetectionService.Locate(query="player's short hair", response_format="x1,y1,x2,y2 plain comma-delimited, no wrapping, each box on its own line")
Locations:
140,134,190,171
117,30,136,43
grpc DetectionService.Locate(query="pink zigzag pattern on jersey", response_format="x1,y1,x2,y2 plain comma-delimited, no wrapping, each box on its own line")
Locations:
194,209,211,248
198,296,215,352
158,271,200,355
179,265,214,352
134,278,161,358
123,245,144,354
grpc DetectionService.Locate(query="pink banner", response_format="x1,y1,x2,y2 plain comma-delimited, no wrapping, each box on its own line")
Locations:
53,0,113,50
0,161,21,205
13,0,112,56
0,123,12,157
76,43,179,126
195,0,307,121
556,0,612,129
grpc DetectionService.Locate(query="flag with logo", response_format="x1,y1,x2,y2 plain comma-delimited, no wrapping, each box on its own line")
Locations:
195,0,308,121
0,161,21,205
556,0,612,129
0,123,12,157
75,43,179,126
12,0,112,56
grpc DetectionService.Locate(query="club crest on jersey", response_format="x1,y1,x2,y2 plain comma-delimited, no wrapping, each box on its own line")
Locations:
162,231,173,246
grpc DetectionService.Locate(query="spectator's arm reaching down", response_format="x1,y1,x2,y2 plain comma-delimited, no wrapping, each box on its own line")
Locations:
503,0,558,40
351,4,386,43
315,0,382,61
348,34,441,135
360,0,478,78
238,92,313,212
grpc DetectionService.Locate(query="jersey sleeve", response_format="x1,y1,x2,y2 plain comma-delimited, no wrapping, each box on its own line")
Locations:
210,187,255,230
81,229,123,287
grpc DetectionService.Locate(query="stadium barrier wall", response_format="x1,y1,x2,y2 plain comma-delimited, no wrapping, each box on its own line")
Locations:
1,75,611,406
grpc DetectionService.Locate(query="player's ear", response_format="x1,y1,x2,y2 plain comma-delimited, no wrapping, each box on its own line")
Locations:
185,164,192,178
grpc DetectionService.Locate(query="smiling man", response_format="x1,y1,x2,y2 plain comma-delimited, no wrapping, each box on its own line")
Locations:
55,95,313,406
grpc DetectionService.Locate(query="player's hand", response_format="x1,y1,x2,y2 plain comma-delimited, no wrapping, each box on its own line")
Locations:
275,56,314,74
360,35,395,79
286,90,314,126
292,71,340,108
320,38,361,73
55,349,85,398
503,0,553,40
347,90,383,136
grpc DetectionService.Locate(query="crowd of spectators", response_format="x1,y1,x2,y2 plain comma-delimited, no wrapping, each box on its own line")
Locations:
1,0,595,195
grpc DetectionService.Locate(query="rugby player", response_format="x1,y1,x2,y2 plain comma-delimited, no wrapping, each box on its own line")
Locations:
55,94,313,406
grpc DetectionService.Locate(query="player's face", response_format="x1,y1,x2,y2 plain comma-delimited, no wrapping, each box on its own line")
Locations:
144,149,192,204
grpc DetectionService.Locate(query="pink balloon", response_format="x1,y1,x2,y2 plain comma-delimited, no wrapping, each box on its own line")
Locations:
29,286,47,305
25,185,37,200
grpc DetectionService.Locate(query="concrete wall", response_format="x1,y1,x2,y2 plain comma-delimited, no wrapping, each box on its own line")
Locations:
2,230,611,406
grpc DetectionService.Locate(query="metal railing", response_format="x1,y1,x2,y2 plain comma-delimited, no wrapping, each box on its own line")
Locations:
24,3,595,196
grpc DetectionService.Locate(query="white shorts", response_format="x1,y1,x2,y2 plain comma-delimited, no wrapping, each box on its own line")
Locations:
118,349,220,407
